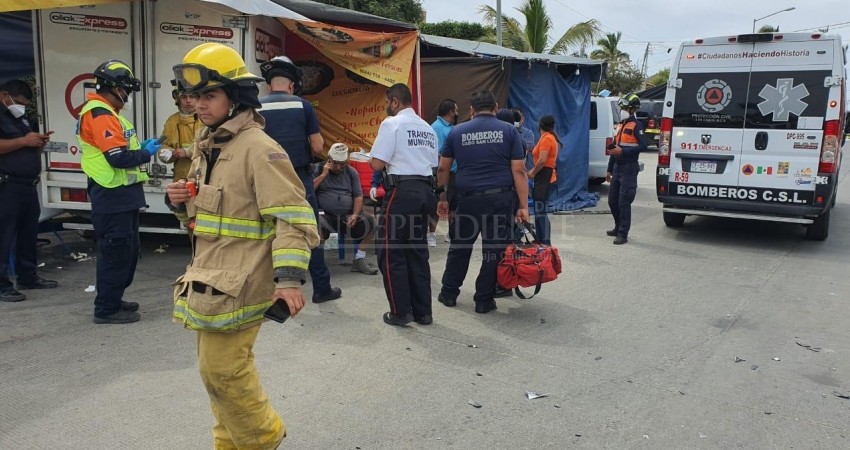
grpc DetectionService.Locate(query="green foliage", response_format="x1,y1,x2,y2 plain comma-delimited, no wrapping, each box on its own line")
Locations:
311,0,425,24
420,21,491,41
757,25,779,33
596,62,644,96
590,32,629,66
478,0,600,55
21,75,40,127
645,67,670,88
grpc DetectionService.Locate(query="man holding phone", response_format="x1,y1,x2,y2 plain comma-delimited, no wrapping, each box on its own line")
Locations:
0,80,58,302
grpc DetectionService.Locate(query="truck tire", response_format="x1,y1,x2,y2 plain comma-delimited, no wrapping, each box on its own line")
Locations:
589,177,605,186
806,209,830,241
663,211,686,227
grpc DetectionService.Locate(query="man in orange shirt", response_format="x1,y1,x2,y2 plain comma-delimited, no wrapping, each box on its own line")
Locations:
76,60,161,324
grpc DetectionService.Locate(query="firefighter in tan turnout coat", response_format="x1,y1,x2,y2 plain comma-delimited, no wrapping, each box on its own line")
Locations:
166,43,319,449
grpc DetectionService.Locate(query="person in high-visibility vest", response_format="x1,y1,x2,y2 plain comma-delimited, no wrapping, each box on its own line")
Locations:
76,60,161,324
166,43,320,449
606,93,648,245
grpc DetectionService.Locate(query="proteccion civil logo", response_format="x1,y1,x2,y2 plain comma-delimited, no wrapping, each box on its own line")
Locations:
697,79,732,113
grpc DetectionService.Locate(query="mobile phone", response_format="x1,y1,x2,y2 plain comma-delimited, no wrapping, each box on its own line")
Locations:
263,299,291,323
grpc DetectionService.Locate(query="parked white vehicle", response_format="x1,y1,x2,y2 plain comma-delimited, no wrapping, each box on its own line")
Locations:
588,95,620,184
656,32,847,240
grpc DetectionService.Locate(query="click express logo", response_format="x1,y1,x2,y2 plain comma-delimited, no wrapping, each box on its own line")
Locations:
160,22,234,39
49,12,128,30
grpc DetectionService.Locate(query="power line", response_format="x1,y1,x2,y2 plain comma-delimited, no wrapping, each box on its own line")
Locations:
792,20,850,32
546,0,642,42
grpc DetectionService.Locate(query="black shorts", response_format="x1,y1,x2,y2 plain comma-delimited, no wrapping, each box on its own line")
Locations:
320,212,376,241
532,167,554,203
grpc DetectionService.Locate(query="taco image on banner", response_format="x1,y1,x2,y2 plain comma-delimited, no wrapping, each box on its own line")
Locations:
296,61,335,95
296,22,354,43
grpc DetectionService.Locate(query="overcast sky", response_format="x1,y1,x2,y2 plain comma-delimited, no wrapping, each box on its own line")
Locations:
420,0,849,76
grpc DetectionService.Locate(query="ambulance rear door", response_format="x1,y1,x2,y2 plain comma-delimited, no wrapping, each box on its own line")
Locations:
667,37,754,199
738,34,835,208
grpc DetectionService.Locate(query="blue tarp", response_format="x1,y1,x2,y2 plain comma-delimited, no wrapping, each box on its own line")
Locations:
509,62,599,212
0,12,34,82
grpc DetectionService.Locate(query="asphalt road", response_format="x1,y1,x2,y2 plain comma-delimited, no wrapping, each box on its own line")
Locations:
1,150,849,449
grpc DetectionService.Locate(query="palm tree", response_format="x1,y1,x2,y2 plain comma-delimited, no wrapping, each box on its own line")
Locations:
758,25,779,33
479,0,600,55
591,32,630,66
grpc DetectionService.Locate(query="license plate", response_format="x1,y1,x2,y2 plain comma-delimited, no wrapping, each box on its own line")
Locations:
691,160,717,173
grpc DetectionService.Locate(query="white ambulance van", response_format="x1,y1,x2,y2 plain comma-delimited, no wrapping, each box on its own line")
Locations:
656,32,846,240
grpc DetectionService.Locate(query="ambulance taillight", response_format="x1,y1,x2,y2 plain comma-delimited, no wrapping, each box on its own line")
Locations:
658,118,673,166
818,120,840,173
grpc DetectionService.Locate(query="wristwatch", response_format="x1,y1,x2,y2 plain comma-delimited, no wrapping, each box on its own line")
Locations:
434,186,446,195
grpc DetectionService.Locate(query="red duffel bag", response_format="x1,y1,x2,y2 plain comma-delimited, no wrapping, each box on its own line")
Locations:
497,222,562,299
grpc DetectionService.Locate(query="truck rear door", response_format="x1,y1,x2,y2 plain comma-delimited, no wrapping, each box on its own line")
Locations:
668,39,753,196
37,4,136,174
738,35,833,207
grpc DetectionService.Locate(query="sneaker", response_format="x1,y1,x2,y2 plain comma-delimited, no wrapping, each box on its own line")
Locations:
17,276,58,290
351,258,378,275
443,235,451,243
121,301,140,312
613,236,628,245
313,287,342,303
427,232,437,247
605,229,618,237
0,287,26,302
93,310,140,324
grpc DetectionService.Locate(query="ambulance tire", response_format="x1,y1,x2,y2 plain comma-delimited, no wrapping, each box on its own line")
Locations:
663,211,686,227
806,209,830,241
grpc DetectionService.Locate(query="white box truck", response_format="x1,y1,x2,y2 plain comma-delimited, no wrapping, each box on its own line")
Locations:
656,32,847,240
33,0,287,232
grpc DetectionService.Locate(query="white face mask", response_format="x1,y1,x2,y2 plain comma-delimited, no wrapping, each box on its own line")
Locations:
514,121,521,128
122,94,133,111
620,110,630,121
4,98,26,119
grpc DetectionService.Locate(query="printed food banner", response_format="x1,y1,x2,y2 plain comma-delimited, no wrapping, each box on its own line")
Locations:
297,51,388,151
281,19,416,87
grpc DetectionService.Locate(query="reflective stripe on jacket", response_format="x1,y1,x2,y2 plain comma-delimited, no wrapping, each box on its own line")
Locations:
172,109,320,332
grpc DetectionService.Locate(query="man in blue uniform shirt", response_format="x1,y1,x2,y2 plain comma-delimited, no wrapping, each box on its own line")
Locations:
259,55,342,303
436,90,529,314
0,80,58,302
371,83,439,326
430,98,458,244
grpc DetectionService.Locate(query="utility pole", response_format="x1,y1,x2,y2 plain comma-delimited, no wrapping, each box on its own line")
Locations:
496,0,502,47
640,42,650,89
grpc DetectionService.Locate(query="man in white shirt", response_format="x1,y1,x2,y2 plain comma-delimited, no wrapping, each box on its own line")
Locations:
369,83,438,327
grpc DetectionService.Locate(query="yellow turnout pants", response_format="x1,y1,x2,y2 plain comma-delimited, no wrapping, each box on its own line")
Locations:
196,325,286,450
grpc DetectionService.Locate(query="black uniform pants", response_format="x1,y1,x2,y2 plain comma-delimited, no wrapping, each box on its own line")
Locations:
376,180,436,318
0,182,40,288
441,190,515,304
91,210,140,317
295,168,333,296
608,160,640,238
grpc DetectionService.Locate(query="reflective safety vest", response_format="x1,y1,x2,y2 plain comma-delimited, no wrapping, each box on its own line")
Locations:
77,99,149,188
615,119,641,147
